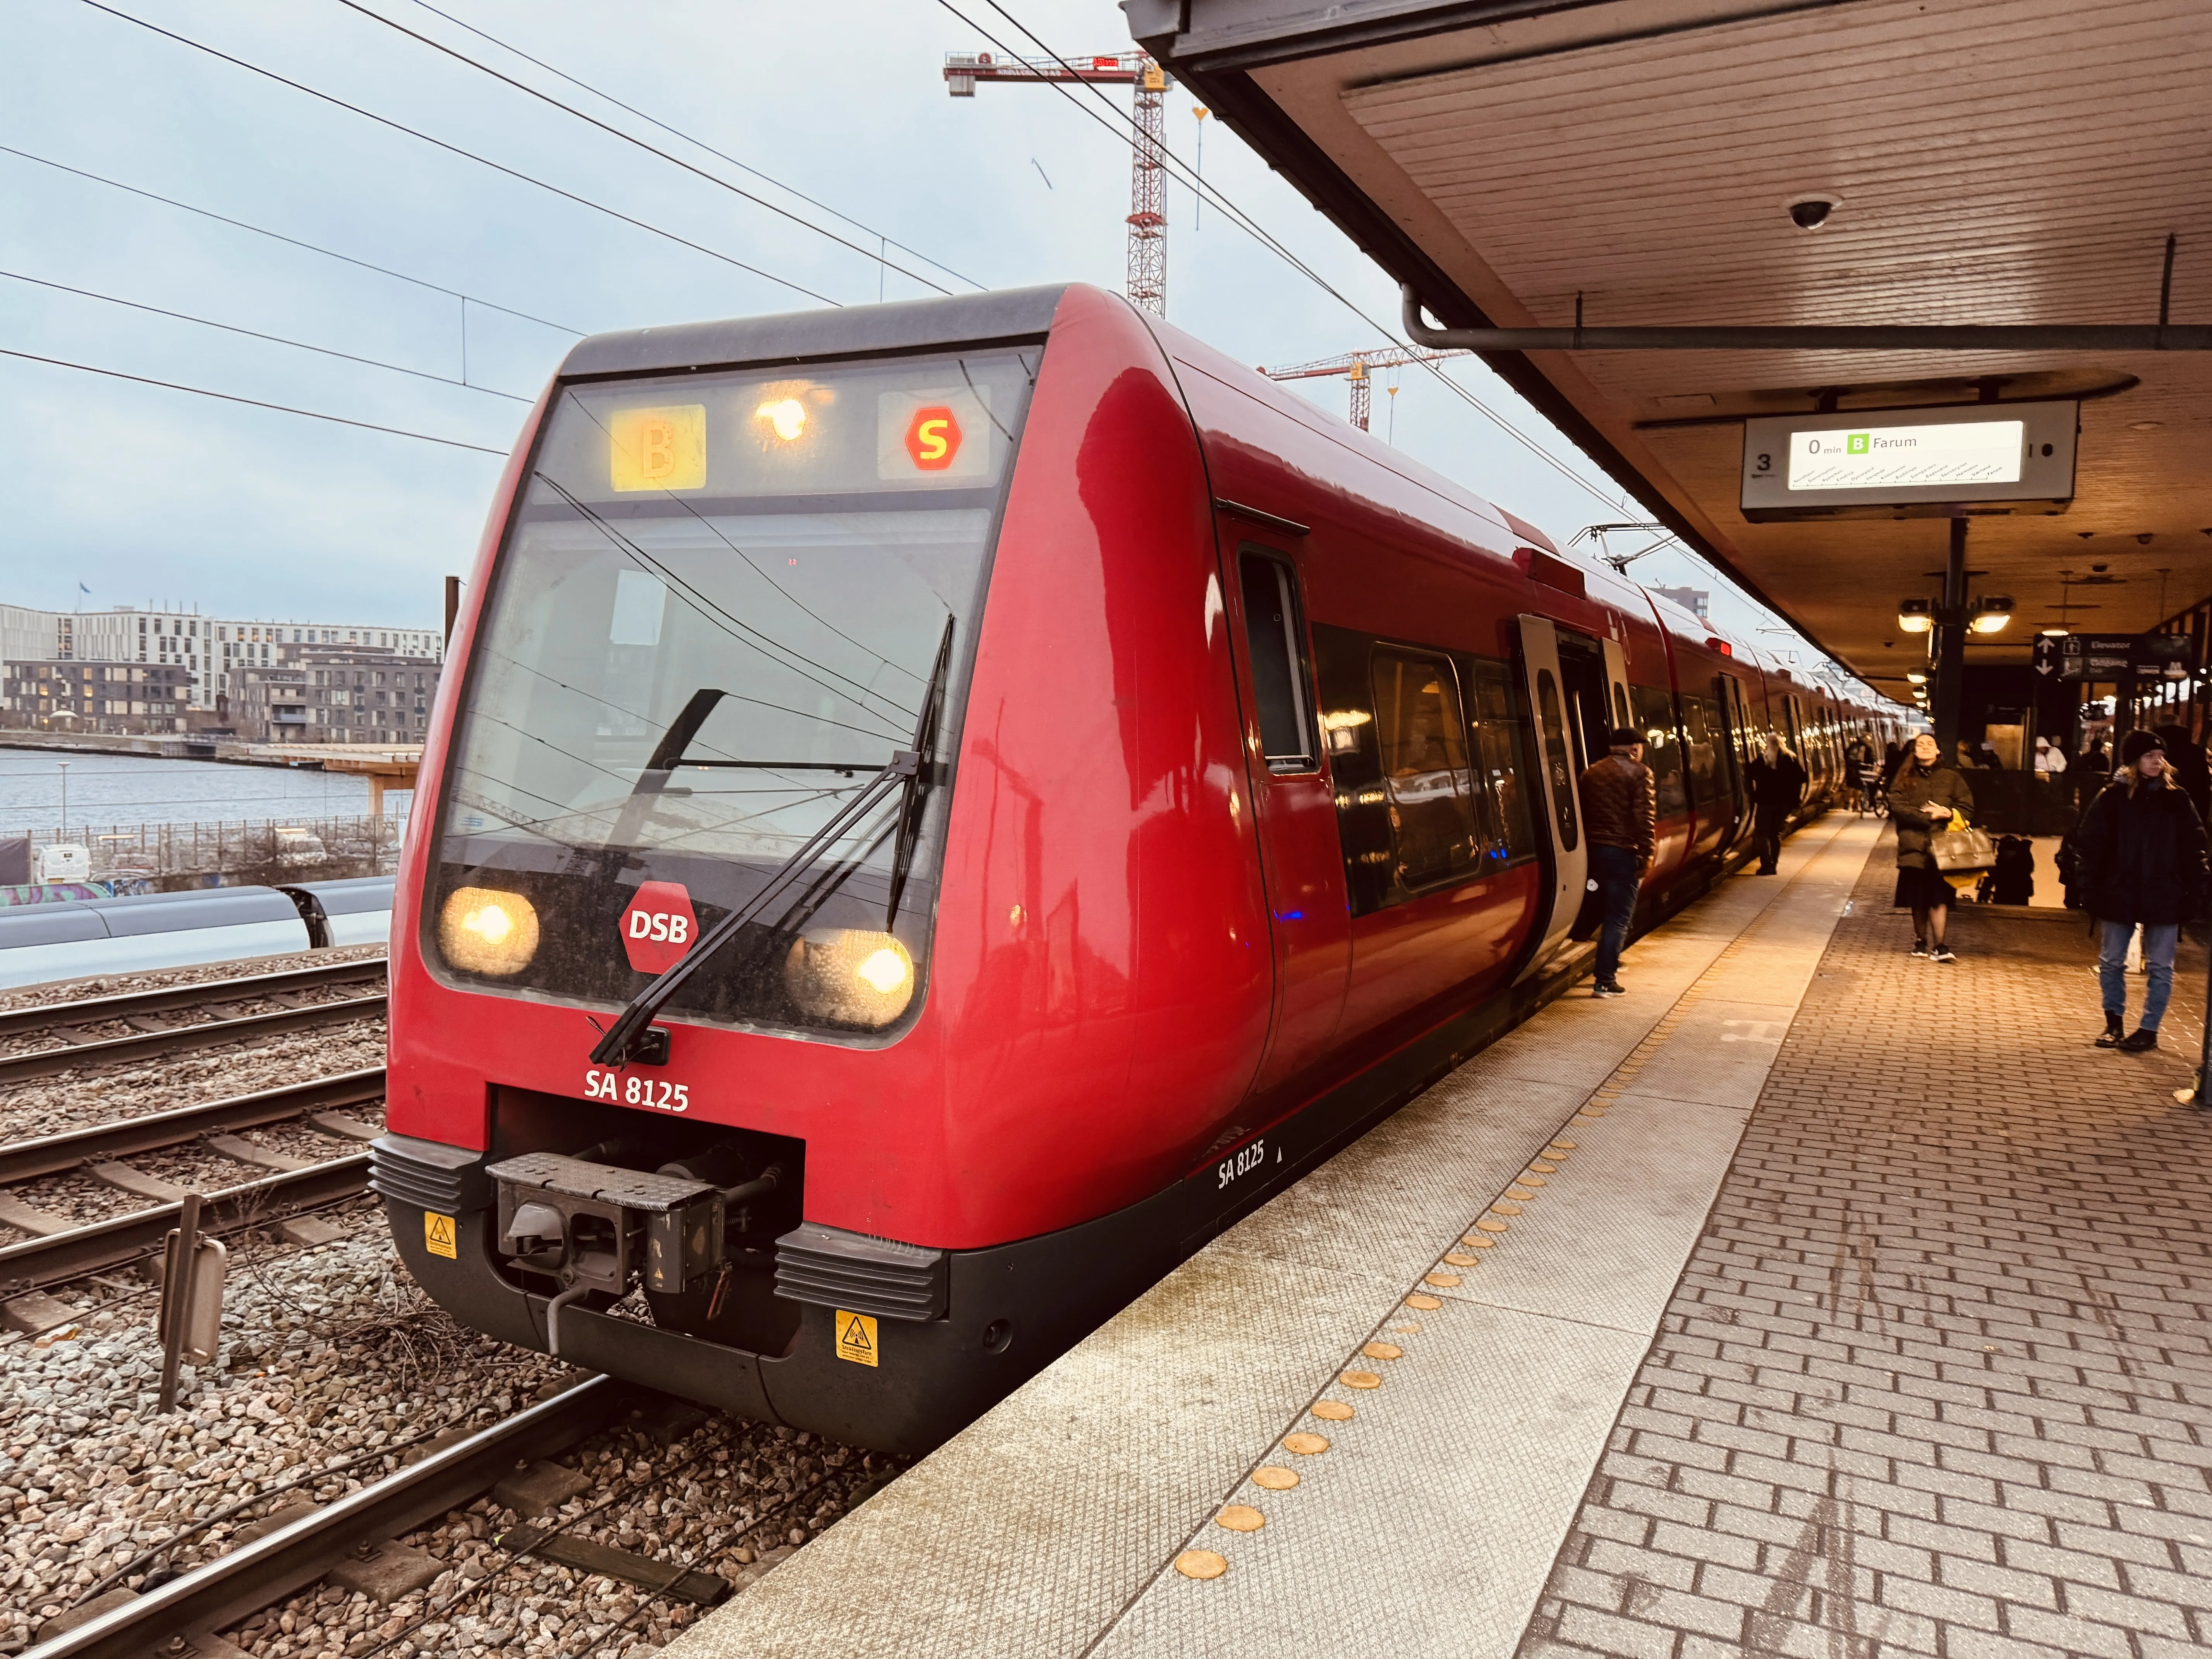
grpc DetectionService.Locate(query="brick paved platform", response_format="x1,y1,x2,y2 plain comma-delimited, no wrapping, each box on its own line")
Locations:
1520,835,2212,1659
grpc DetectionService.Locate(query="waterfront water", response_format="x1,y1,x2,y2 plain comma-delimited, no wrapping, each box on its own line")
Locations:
0,747,414,837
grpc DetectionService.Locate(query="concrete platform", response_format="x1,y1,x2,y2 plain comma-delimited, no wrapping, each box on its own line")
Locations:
666,816,1882,1659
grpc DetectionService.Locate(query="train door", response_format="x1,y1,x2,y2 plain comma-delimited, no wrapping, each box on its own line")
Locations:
1512,615,1588,981
1554,628,1614,763
1718,676,1758,852
1221,537,1350,1100
1602,637,1633,732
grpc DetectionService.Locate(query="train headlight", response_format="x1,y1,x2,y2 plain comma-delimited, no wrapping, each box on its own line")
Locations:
439,887,541,976
784,929,915,1027
756,397,807,443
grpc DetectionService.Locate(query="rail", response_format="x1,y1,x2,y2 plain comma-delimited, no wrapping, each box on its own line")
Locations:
0,958,386,1044
24,1376,634,1659
0,1068,384,1185
0,993,386,1084
0,1150,373,1298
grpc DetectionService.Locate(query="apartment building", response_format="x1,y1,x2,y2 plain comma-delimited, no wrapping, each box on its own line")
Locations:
2,659,194,732
229,649,441,744
0,602,442,716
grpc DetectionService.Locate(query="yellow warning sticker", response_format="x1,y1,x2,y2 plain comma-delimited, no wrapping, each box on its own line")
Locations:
835,1309,879,1368
424,1211,458,1260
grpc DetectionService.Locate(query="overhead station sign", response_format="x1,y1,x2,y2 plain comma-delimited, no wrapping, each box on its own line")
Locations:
1740,400,2078,520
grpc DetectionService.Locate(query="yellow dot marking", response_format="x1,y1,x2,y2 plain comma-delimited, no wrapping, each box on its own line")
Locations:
1461,1235,1496,1248
1443,1252,1478,1267
1252,1466,1300,1491
1425,1270,1464,1285
1519,1174,1548,1187
1549,1140,1577,1152
1362,1341,1403,1361
1176,1549,1228,1580
1405,1293,1442,1310
1474,1219,1509,1234
1529,1160,1558,1174
1490,1201,1524,1216
1216,1504,1266,1532
1506,1185,1537,1200
1341,1370,1382,1389
1287,1426,1336,1447
1311,1400,1355,1422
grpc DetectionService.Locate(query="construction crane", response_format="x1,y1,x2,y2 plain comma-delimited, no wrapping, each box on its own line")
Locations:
946,50,1170,316
1262,345,1471,431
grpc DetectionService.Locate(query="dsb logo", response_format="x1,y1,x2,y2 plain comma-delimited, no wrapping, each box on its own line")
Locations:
620,881,697,974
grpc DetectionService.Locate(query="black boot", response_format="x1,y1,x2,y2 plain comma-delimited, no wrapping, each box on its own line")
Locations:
2119,1028,2159,1053
2095,1012,2124,1048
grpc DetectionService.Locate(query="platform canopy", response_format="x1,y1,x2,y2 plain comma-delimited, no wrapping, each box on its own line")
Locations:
1129,0,2212,699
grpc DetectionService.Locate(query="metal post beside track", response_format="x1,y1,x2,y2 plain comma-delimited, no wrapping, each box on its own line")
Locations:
156,1192,202,1413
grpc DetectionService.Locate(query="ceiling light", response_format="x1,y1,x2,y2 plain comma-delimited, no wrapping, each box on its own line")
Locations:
1906,671,1927,684
2040,626,2069,637
1968,596,2014,635
1897,598,1933,634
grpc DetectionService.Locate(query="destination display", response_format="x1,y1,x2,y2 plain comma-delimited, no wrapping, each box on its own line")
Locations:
1741,400,2078,519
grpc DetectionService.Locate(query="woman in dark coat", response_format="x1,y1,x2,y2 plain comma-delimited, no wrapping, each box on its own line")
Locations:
1889,732,1975,962
1744,736,1807,875
2075,728,2210,1051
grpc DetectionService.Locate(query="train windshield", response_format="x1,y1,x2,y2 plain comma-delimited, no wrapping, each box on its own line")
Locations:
428,347,1039,1039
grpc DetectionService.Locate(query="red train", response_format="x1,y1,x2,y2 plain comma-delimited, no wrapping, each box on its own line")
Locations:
374,284,1898,1451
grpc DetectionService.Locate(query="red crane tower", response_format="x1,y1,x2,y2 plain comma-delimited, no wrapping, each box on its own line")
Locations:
946,51,1170,316
1262,345,1471,431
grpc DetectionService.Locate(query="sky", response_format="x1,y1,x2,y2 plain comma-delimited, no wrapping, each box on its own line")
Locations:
0,0,1836,674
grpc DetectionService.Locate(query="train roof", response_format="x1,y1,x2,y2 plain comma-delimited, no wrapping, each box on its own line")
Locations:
558,285,1073,383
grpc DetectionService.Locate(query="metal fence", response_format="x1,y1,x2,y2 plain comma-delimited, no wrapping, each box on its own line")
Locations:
20,814,407,883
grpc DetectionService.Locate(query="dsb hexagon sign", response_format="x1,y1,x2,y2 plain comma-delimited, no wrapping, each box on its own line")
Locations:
902,405,962,472
620,880,697,974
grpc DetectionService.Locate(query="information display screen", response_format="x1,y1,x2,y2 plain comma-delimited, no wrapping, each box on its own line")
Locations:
1741,400,2077,519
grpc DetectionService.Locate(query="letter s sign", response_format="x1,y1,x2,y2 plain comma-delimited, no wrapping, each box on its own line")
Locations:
620,880,697,974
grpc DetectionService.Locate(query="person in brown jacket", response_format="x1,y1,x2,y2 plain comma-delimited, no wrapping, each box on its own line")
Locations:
1579,726,1657,996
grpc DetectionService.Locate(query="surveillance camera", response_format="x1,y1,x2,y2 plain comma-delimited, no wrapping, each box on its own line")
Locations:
1788,196,1839,231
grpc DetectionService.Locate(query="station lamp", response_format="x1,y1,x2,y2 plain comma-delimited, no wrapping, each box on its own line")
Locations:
2040,626,2069,637
1905,670,1927,684
1968,596,2015,634
1897,598,1934,633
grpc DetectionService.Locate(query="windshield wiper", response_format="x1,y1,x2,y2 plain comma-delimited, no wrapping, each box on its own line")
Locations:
885,617,954,929
588,619,958,1067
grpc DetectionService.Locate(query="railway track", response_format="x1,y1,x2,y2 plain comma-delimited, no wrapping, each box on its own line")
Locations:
27,1376,638,1659
0,1068,386,1298
0,963,388,1084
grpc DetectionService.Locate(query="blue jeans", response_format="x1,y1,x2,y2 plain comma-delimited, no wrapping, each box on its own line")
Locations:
1591,844,1642,984
2099,921,2178,1030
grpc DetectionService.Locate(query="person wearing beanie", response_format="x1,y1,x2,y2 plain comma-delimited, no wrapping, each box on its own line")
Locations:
1577,726,1655,997
2075,728,2209,1051
1889,732,1974,962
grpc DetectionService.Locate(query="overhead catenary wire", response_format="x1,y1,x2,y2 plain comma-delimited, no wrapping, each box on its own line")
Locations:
326,0,961,297
0,267,532,402
397,0,987,294
937,0,1634,516
74,0,843,308
0,143,584,337
0,347,507,454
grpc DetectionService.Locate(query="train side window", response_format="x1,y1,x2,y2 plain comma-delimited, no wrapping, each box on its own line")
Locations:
1472,660,1537,866
1371,650,1479,890
1631,684,1688,817
1679,695,1722,808
1236,549,1317,772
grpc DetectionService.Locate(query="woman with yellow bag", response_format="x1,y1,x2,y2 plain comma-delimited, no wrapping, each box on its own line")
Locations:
1889,732,1976,962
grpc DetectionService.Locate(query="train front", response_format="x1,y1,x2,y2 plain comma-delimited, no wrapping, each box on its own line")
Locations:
372,288,1272,1452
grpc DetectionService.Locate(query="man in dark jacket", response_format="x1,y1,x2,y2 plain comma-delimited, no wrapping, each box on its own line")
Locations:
1743,736,1808,874
2076,728,2209,1051
1577,726,1656,998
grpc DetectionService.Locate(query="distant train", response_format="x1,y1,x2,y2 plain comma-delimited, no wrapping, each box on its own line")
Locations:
0,876,392,990
372,284,1901,1451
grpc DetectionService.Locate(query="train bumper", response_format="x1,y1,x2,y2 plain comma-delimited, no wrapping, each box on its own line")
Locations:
371,1132,1179,1454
